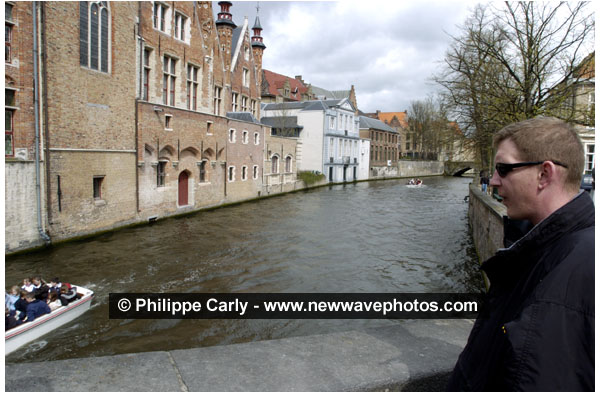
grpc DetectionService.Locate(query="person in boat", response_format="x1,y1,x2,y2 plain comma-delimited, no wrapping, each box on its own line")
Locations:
47,292,62,311
5,285,20,312
20,292,51,323
48,278,62,297
6,307,19,330
416,178,422,185
408,178,415,185
21,278,35,293
14,289,29,319
32,276,50,302
59,284,79,306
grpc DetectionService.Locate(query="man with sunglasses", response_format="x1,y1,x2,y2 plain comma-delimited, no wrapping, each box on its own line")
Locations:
448,117,594,391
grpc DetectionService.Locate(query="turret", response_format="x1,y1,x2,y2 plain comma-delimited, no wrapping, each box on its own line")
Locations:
216,1,237,70
251,14,266,88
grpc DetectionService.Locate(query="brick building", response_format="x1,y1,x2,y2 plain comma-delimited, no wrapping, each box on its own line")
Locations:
261,70,315,103
136,1,266,218
5,2,48,251
5,1,268,253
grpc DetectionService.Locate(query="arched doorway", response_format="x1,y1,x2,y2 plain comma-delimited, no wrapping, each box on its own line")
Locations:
178,171,189,206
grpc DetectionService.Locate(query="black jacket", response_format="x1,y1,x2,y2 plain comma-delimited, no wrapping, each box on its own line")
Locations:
448,192,594,391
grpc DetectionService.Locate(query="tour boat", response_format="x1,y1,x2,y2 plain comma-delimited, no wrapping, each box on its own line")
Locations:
5,286,94,355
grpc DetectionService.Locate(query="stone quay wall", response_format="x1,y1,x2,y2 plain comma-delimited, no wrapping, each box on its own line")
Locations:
371,160,444,178
468,182,505,268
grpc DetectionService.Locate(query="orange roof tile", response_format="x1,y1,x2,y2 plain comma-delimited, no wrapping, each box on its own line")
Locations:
376,112,408,128
263,69,310,101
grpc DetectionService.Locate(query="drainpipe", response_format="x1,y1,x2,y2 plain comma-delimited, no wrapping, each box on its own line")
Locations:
33,2,51,244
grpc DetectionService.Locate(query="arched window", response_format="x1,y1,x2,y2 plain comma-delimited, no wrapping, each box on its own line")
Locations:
80,1,110,73
271,155,279,174
285,156,292,173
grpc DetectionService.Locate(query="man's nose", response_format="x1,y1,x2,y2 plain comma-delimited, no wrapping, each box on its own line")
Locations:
490,170,501,186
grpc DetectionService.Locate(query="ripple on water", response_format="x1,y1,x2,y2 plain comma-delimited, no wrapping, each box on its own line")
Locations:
5,176,484,363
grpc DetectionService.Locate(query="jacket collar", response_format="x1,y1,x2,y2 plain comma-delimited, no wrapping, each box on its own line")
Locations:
482,192,595,284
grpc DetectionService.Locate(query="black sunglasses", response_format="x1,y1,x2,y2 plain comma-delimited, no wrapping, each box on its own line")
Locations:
495,160,568,177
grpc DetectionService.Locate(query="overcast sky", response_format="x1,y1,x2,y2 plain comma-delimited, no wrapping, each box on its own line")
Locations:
216,1,476,113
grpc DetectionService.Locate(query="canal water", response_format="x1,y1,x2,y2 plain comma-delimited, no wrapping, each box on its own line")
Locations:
5,176,484,363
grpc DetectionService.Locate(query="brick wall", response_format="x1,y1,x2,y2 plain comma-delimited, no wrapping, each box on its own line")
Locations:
5,2,36,160
47,151,137,240
43,2,139,237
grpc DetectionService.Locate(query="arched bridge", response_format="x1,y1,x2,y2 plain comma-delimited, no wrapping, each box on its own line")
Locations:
444,161,477,177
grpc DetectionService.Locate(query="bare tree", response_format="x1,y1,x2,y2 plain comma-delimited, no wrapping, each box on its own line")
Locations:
435,2,594,170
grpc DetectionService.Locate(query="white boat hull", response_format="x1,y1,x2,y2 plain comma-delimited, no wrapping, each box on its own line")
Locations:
5,286,94,355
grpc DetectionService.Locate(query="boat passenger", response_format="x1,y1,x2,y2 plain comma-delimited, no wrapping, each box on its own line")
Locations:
21,278,35,293
20,292,51,323
59,285,79,306
5,285,20,312
6,307,19,330
14,289,29,318
32,276,49,302
47,293,62,311
48,278,62,297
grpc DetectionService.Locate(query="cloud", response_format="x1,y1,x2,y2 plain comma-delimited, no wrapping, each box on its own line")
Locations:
222,1,475,112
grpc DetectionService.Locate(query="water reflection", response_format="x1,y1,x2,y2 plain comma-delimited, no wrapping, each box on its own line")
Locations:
6,176,484,362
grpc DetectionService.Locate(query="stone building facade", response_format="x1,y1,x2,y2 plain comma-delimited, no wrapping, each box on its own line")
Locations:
263,134,300,194
262,99,360,182
359,117,399,165
135,1,265,219
5,1,269,253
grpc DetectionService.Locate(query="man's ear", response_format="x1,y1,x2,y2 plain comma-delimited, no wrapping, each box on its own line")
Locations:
538,161,557,190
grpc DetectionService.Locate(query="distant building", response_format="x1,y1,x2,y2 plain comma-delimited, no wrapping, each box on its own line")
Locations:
311,84,358,113
359,116,399,175
262,98,360,182
365,111,408,158
261,70,315,103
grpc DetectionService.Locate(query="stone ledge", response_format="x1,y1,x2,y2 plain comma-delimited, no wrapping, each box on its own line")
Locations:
5,319,473,392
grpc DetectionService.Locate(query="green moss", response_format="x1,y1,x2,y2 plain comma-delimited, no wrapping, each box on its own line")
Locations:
297,171,325,186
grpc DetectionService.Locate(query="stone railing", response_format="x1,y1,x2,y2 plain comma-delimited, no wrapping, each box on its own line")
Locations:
468,182,505,265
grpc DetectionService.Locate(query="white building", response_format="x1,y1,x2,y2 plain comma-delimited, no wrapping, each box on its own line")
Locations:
262,98,360,182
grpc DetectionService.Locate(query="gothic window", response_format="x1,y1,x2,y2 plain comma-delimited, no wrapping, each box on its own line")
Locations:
187,64,199,110
163,55,176,106
157,161,166,187
5,88,15,157
199,161,207,182
271,155,279,174
285,156,292,173
174,12,186,40
232,92,238,112
243,68,250,87
153,2,168,32
214,86,222,115
143,48,152,100
80,1,110,73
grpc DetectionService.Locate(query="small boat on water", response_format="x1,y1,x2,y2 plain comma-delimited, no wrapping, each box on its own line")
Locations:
5,285,94,355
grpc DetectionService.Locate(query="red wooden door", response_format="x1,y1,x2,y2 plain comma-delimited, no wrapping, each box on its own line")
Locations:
178,171,188,206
